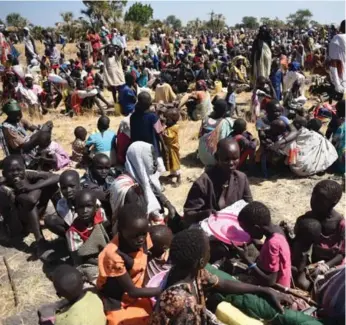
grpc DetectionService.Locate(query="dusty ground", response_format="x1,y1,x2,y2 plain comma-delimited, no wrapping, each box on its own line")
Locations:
0,40,345,324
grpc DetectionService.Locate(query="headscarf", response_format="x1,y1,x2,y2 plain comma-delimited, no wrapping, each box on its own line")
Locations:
196,79,207,91
3,99,21,115
289,61,301,72
125,141,162,214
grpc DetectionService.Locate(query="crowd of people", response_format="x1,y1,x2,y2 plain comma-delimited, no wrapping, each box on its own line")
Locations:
0,17,345,325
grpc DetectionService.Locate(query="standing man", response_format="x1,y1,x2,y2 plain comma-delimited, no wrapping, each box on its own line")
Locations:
23,27,38,65
329,20,346,95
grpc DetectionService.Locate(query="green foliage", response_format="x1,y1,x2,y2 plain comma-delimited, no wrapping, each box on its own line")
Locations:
206,11,226,33
260,17,286,28
241,16,259,29
133,24,141,40
164,15,182,30
286,9,313,29
81,0,127,29
124,2,153,25
6,12,28,29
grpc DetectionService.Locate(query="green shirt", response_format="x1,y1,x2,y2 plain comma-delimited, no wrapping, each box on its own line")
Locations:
56,292,106,325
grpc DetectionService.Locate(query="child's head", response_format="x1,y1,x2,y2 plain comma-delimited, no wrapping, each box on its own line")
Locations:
169,228,210,271
37,131,52,149
266,99,282,121
80,42,86,49
212,99,227,119
293,116,307,130
215,138,240,174
270,119,286,137
306,118,322,133
2,155,26,184
59,170,81,202
294,217,322,246
97,116,110,132
232,118,247,135
238,201,271,239
52,264,83,302
149,225,173,258
164,108,180,127
310,180,343,218
74,126,87,141
75,189,97,224
125,73,136,87
117,203,149,251
90,153,111,182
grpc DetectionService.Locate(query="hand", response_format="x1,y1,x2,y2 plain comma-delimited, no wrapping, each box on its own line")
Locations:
166,202,176,220
37,303,56,324
230,242,252,265
13,180,35,193
263,288,293,313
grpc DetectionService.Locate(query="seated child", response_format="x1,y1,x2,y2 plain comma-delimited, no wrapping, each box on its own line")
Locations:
85,116,116,160
97,203,160,325
0,155,59,257
81,153,117,220
294,180,344,287
145,225,173,284
71,126,87,166
236,201,292,288
293,115,308,131
66,189,109,274
162,109,181,186
307,118,323,135
230,118,257,169
38,264,106,325
35,131,70,171
291,217,323,290
45,170,82,238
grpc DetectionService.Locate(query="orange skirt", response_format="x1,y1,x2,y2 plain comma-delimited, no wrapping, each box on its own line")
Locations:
106,298,152,325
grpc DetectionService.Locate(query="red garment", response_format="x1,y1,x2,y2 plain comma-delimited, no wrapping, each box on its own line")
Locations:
68,209,105,242
71,91,83,115
87,33,101,50
116,131,131,165
85,72,94,88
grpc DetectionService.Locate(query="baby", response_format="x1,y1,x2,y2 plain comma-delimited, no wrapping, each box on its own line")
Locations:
71,126,87,166
36,131,70,171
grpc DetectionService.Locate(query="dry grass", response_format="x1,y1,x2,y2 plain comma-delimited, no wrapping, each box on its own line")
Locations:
1,39,345,323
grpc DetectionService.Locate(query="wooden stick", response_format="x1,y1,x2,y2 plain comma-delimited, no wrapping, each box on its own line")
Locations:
3,256,19,307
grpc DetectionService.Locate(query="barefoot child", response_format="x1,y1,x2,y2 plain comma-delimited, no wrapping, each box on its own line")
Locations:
162,109,181,186
236,201,292,288
0,155,59,257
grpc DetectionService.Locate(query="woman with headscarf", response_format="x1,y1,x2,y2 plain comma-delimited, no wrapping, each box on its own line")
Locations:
186,80,212,121
110,141,176,227
250,26,272,83
198,99,234,166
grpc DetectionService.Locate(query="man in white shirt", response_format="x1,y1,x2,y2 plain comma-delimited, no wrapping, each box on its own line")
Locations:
329,20,346,94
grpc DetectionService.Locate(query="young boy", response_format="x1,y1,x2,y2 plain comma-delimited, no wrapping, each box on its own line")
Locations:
66,189,109,268
45,170,82,238
71,126,87,166
295,180,344,276
81,154,117,220
235,201,292,288
145,225,173,283
230,118,257,169
76,42,89,69
0,155,59,257
85,116,116,160
162,109,181,186
38,264,106,325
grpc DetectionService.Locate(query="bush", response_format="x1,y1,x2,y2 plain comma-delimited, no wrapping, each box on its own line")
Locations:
133,25,141,40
